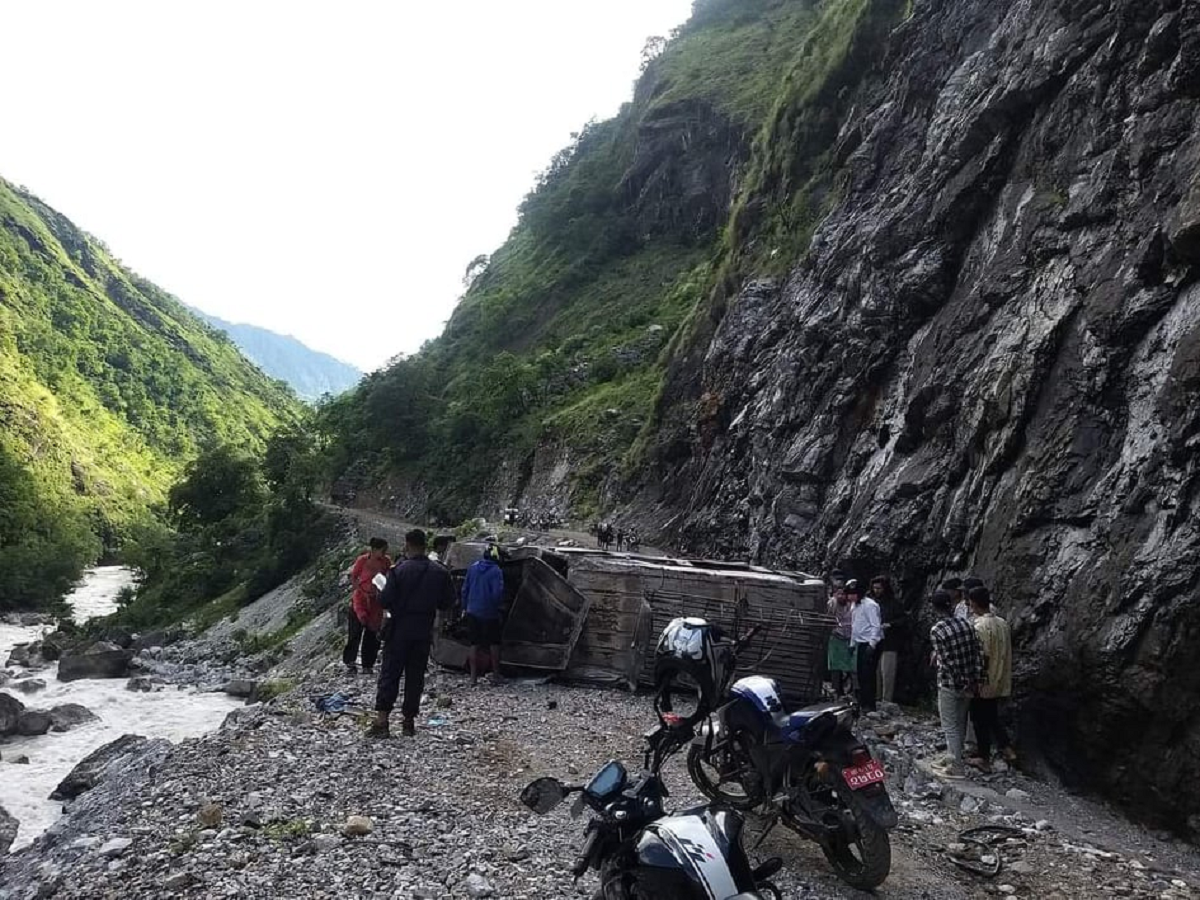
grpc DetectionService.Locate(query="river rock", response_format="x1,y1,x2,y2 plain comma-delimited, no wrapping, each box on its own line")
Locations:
17,709,52,736
12,677,46,694
39,635,63,662
0,692,26,735
51,734,151,801
221,679,259,699
0,803,17,854
57,643,133,682
102,628,134,650
49,703,100,732
125,676,156,693
5,644,33,668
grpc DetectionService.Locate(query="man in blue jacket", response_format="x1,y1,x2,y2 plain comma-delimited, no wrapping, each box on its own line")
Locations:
463,544,506,685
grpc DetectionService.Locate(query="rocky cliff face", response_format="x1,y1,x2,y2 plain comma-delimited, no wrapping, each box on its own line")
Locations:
648,0,1200,832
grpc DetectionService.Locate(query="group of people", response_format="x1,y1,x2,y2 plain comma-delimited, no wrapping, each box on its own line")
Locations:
825,571,1014,778
930,577,1013,777
594,522,639,552
341,530,508,738
825,575,907,713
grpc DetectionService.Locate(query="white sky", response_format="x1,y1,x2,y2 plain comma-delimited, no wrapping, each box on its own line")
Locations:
1,1,694,371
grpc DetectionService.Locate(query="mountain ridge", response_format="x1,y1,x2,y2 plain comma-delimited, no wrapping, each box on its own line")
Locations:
190,308,361,401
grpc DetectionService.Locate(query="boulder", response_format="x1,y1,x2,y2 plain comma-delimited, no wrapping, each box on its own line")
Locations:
125,676,155,693
0,804,17,855
50,734,149,801
16,709,52,736
57,644,133,682
0,693,26,736
221,679,259,699
49,703,100,732
342,816,373,837
101,628,134,650
5,644,32,668
39,636,63,662
99,836,133,857
13,678,47,694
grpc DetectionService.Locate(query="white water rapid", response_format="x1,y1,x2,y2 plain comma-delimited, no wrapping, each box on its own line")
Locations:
0,567,240,851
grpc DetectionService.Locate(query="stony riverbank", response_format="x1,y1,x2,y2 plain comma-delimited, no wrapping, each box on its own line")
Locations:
2,666,1197,900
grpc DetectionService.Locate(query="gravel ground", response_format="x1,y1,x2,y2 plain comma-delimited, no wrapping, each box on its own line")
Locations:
2,665,1198,900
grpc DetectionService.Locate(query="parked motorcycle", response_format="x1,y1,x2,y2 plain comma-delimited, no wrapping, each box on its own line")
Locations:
659,617,897,890
520,717,783,899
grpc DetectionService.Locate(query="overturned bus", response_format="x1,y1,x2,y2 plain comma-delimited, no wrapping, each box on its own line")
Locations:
436,544,831,703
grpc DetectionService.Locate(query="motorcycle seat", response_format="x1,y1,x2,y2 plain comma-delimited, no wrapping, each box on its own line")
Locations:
784,701,851,730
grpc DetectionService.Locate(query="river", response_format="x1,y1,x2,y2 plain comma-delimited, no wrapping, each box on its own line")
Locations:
0,567,239,851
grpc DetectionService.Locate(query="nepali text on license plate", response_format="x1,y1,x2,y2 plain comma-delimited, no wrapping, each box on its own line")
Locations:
843,759,885,790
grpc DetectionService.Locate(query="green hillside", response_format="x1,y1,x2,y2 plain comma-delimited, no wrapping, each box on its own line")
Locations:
319,0,904,520
0,178,302,609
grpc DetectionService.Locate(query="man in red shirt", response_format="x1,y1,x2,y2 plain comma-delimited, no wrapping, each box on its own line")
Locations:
343,537,391,675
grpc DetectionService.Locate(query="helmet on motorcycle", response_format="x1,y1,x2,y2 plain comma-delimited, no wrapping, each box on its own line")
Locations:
653,617,729,726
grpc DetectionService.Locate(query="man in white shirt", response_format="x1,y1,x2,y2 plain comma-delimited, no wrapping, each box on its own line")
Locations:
848,580,883,712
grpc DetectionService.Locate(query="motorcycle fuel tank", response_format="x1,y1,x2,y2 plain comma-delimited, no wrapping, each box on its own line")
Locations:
633,807,754,899
730,675,784,715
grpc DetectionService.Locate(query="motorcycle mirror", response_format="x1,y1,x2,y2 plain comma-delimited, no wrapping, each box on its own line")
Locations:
752,857,784,881
520,777,567,814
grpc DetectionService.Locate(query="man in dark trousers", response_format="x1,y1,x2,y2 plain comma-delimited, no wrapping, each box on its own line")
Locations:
343,538,390,676
370,529,455,738
848,580,883,712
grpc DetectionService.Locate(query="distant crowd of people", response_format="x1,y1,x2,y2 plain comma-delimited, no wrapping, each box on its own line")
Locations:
825,572,1013,778
593,521,639,552
341,530,506,738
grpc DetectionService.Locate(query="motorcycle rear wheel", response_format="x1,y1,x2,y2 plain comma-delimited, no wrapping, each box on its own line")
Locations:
818,790,891,890
686,742,763,810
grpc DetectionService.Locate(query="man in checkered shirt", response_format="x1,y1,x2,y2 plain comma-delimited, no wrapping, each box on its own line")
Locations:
929,588,985,778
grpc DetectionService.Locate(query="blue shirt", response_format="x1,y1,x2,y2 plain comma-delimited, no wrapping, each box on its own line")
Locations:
462,559,505,620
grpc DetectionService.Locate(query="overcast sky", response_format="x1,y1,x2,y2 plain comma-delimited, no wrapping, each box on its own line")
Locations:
1,1,694,371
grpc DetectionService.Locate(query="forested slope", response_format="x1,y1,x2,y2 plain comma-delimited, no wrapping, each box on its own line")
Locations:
0,178,301,608
318,0,844,521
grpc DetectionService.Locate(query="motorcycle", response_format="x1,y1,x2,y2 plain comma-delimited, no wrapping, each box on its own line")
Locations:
681,621,898,890
520,717,783,900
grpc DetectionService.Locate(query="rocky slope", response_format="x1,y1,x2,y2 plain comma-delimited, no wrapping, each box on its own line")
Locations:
644,0,1200,834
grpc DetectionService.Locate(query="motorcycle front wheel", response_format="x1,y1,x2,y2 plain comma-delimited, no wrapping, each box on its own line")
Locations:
686,741,763,810
818,789,891,890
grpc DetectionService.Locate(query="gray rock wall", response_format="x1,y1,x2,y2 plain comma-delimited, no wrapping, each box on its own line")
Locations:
650,0,1200,831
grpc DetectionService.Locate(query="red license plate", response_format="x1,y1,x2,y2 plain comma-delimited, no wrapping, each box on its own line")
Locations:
842,759,885,790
